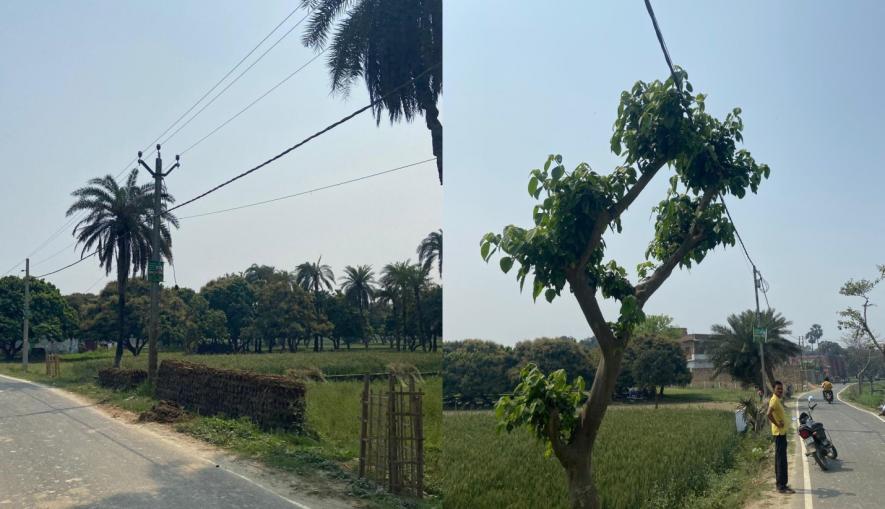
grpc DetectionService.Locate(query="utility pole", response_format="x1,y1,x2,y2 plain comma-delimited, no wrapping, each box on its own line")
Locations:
22,258,30,371
753,266,767,395
798,334,805,391
139,145,179,385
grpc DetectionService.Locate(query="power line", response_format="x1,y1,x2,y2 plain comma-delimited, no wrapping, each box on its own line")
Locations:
10,6,305,266
34,251,97,279
179,158,436,219
159,10,312,148
170,62,441,213
84,275,108,293
181,49,327,156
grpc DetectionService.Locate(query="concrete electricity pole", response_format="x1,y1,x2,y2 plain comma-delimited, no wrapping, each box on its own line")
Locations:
139,145,179,385
22,258,30,371
753,266,767,395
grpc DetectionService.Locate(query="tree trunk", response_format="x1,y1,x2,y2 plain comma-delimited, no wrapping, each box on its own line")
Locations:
424,102,442,184
564,455,597,509
114,270,127,368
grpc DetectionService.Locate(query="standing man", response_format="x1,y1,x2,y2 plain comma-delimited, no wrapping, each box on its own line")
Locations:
767,381,794,494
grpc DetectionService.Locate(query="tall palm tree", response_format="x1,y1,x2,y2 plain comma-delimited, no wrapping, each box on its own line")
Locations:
295,257,335,350
341,264,376,349
381,260,413,351
417,229,442,277
67,170,178,368
405,262,431,351
300,0,443,184
710,309,800,392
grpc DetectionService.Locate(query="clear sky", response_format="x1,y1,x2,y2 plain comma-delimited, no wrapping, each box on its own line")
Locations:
0,1,441,294
444,0,885,345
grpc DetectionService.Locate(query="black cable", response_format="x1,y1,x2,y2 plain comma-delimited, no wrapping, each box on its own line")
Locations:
34,251,97,279
181,49,327,156
179,158,436,219
12,6,304,265
170,62,441,212
159,11,312,148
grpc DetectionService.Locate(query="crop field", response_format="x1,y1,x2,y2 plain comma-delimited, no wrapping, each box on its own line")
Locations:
441,408,744,509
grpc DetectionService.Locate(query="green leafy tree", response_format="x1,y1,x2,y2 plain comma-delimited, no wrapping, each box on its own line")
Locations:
632,314,683,342
201,274,255,352
0,276,77,360
510,337,596,386
443,340,515,404
483,70,770,508
838,265,885,361
245,278,331,353
710,309,799,389
418,229,442,277
631,339,691,407
300,0,442,183
67,169,178,368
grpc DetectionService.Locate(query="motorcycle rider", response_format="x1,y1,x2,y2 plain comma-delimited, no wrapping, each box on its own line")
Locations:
767,381,794,494
821,377,834,402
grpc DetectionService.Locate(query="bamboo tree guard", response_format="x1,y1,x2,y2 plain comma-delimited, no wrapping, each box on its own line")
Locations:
45,353,60,378
359,372,424,498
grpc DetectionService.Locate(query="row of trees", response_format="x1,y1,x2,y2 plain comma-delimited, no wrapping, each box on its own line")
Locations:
0,240,441,361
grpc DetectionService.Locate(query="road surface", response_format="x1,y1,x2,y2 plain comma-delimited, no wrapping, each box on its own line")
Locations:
789,383,885,509
0,374,344,509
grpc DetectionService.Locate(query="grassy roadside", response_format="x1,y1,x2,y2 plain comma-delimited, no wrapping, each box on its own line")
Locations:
0,351,442,509
842,381,885,413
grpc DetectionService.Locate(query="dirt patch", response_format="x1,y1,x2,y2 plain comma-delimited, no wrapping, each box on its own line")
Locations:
138,400,187,423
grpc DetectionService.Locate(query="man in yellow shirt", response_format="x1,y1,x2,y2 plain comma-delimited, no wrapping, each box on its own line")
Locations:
767,381,794,494
821,377,833,402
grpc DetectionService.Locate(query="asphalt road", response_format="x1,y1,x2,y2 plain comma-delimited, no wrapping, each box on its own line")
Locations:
789,383,885,509
0,374,321,509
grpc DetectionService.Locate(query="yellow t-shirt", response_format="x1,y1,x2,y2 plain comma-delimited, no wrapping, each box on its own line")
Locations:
822,381,833,391
769,394,787,436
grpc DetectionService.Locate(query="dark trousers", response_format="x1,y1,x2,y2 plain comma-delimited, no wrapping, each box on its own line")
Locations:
774,434,788,488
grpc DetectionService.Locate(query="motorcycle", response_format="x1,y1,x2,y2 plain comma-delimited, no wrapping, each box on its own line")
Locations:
823,389,834,404
798,396,838,471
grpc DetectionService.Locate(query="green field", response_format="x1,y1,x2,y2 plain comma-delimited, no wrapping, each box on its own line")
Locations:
0,349,441,508
842,381,885,413
442,408,765,509
659,387,756,404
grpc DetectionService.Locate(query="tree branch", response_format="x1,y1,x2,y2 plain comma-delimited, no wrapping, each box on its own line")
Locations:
545,406,568,463
861,299,885,357
635,188,717,305
567,270,617,355
573,159,666,273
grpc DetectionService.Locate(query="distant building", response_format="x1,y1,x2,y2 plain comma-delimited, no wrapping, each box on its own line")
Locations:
678,331,736,387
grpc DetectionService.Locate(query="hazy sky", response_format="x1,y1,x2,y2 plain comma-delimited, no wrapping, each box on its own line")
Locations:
444,0,885,345
0,1,441,294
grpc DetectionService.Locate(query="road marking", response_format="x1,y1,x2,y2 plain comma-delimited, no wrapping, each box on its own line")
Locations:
793,394,813,509
836,384,885,423
0,373,314,509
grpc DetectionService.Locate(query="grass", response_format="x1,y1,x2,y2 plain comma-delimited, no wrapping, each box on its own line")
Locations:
0,349,441,508
442,408,766,509
658,387,756,404
842,381,885,413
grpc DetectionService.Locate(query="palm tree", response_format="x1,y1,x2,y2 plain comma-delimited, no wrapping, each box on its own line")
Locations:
67,170,178,368
340,264,376,349
417,229,442,277
300,0,442,184
295,257,335,350
405,263,431,351
709,309,800,392
381,261,413,351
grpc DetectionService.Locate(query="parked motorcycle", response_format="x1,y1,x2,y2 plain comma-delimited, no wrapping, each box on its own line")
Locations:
798,396,838,471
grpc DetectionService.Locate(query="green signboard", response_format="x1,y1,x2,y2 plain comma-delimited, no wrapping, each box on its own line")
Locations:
148,260,164,283
753,327,767,343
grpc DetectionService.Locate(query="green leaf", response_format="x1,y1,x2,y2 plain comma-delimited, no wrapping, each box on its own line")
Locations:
551,165,564,182
544,289,557,303
532,279,544,301
500,257,514,274
528,176,539,197
480,241,490,261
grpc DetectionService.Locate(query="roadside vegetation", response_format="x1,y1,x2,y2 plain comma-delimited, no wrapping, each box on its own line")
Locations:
442,407,769,509
843,380,885,413
0,349,442,508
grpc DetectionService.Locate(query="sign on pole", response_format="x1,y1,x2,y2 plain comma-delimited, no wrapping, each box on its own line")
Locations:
753,327,767,343
148,260,164,283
